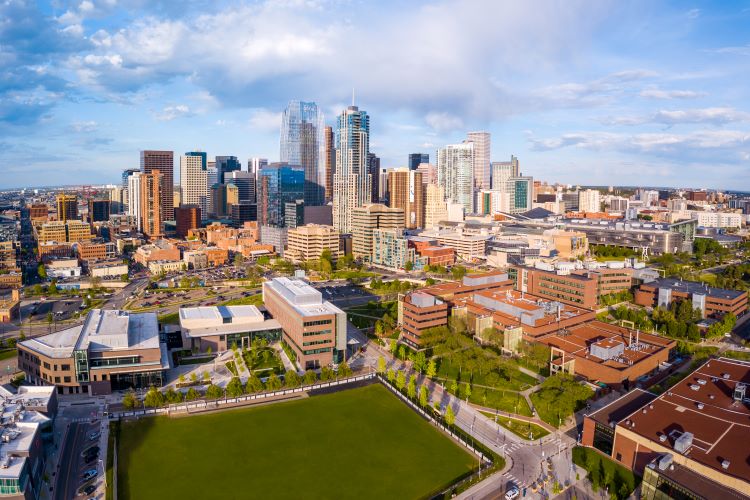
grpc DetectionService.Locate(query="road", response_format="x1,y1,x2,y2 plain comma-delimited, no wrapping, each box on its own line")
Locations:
55,422,85,500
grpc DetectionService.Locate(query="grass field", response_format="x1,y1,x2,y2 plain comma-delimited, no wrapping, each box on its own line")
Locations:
478,411,549,440
117,384,476,500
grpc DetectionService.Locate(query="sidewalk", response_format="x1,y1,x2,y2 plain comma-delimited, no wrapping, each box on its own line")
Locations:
275,343,298,373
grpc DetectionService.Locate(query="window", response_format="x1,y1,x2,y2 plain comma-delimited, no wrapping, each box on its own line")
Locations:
303,319,332,327
616,452,622,462
63,376,71,383
61,364,70,371
54,377,60,383
43,362,51,370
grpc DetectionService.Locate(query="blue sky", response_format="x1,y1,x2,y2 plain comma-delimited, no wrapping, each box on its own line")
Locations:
2,0,750,190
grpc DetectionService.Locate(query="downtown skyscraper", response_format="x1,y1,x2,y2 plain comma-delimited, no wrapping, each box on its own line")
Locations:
140,150,174,221
280,101,325,206
179,151,209,219
333,105,371,233
437,143,474,214
465,131,490,190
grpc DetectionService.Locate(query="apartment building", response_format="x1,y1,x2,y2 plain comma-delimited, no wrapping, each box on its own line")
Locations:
371,228,426,270
133,240,180,266
262,277,346,369
351,204,404,261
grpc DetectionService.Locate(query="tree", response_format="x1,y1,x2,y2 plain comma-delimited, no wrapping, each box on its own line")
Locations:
396,370,406,391
397,345,406,360
404,261,413,271
303,370,318,385
419,385,429,407
284,369,301,388
37,264,47,279
233,253,244,268
205,384,223,399
374,321,385,336
414,351,427,373
462,383,472,400
450,379,458,395
320,366,334,381
190,372,198,383
377,356,387,374
687,323,701,343
389,339,397,355
121,274,129,282
338,361,352,377
202,370,210,382
165,388,183,404
226,377,245,397
407,375,417,399
386,368,395,383
245,374,264,393
266,374,282,391
144,387,165,408
122,390,138,409
426,359,437,379
445,405,455,426
185,388,200,401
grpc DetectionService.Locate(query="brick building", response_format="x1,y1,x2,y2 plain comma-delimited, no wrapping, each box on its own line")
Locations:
635,277,748,319
399,292,449,348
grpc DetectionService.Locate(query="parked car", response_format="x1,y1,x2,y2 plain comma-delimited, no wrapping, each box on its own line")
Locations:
81,469,97,481
81,446,99,458
505,487,520,500
88,431,100,441
83,484,96,496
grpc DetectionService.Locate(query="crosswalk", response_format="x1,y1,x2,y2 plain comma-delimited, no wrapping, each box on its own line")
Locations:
501,470,524,488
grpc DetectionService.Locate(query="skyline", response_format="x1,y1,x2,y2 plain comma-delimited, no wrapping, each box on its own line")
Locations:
2,0,750,189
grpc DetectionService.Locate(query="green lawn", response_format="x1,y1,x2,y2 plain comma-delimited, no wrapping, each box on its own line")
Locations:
723,350,750,361
220,294,264,306
243,347,283,374
437,358,536,392
117,384,476,500
0,349,16,362
478,411,550,440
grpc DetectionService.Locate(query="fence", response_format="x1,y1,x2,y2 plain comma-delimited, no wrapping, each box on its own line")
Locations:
110,370,376,419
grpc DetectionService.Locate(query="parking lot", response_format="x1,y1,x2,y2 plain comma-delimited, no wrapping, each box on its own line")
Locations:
55,418,103,500
25,298,84,322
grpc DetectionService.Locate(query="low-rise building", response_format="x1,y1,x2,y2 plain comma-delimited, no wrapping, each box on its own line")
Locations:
399,292,448,348
133,240,180,266
147,260,186,275
0,289,20,323
371,228,426,270
45,258,82,279
263,277,347,369
286,224,341,263
87,259,129,278
0,272,22,289
179,305,282,353
18,309,170,394
417,227,491,261
635,277,748,319
691,211,742,229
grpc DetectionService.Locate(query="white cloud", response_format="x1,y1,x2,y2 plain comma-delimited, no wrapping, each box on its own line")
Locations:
639,88,705,99
70,120,98,133
247,108,281,132
709,45,750,56
686,8,701,19
154,104,192,121
601,107,750,127
425,112,463,132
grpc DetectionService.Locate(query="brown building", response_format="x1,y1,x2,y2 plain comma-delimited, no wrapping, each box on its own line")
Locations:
175,205,201,238
87,199,110,223
0,289,20,322
17,309,169,395
133,240,180,265
387,168,425,229
29,203,48,222
418,246,455,266
323,126,334,202
0,273,22,289
421,271,515,303
582,358,750,498
205,248,229,266
399,292,449,348
286,224,341,263
685,190,708,202
139,171,163,239
0,240,16,269
635,277,748,319
74,241,108,262
263,277,346,369
141,150,174,221
351,204,405,260
55,194,78,222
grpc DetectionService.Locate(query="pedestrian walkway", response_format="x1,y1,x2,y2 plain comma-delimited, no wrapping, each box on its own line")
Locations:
275,342,297,373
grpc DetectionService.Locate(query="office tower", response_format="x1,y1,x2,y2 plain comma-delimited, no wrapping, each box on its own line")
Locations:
562,192,579,212
333,105,371,233
351,204,404,261
248,158,268,177
230,202,257,226
280,101,325,206
56,194,78,222
215,156,241,184
578,189,601,213
140,150,174,221
257,163,305,228
175,205,201,238
424,184,448,229
367,153,380,203
491,157,520,190
509,176,533,213
226,171,255,203
180,152,209,219
408,153,429,171
139,171,163,238
387,168,425,229
378,168,390,202
127,172,142,229
465,131,490,190
323,126,335,202
87,199,110,223
415,163,437,185
437,143,474,214
284,200,304,228
286,224,341,263
121,168,139,189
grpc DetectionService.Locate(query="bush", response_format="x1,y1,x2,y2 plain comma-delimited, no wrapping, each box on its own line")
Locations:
572,447,639,499
205,384,223,399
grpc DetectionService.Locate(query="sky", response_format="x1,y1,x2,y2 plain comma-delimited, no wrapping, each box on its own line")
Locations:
1,0,750,190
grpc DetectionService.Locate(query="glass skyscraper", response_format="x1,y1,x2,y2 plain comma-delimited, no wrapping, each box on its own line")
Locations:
257,163,304,228
333,105,371,233
215,155,241,184
280,101,325,206
408,153,429,171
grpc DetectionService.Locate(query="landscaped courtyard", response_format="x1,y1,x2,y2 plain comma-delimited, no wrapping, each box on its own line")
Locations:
116,383,476,499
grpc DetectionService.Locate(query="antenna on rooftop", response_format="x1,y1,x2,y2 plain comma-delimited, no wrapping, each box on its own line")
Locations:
352,88,355,107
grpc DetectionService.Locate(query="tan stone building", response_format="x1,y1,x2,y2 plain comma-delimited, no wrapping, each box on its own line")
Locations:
351,204,404,261
387,168,425,229
286,224,341,263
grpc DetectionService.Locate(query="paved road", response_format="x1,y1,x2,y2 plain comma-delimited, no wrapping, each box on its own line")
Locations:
55,422,83,500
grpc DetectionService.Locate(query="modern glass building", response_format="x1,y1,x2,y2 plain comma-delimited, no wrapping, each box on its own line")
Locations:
280,101,325,206
333,106,371,233
408,153,429,171
215,155,241,184
437,143,474,214
257,163,304,227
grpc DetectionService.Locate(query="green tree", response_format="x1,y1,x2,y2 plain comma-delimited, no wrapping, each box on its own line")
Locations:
445,405,455,426
205,384,223,399
245,374,264,393
266,374,282,391
122,390,138,409
462,383,472,400
226,377,245,397
303,369,318,385
202,370,210,382
414,351,427,373
165,388,183,404
396,370,406,391
144,387,165,408
320,366,334,381
338,361,352,377
377,356,387,374
37,264,47,279
404,261,413,271
450,379,458,395
185,388,200,401
426,359,437,379
397,345,406,360
190,372,198,383
121,274,129,282
407,375,417,399
284,369,301,388
386,368,395,383
419,385,429,407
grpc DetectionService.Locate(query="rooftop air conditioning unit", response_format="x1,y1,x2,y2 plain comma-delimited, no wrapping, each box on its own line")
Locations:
674,432,693,454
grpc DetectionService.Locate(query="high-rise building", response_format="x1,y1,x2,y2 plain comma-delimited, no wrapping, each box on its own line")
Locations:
87,199,110,223
408,153,430,171
215,156,241,185
226,171,255,203
425,184,448,229
284,200,305,229
509,176,533,213
230,202,257,226
437,143,474,214
491,157,519,190
323,126,335,202
367,153,380,203
56,194,78,222
415,163,437,185
378,168,390,202
465,131,490,190
180,152,209,219
333,106,371,233
257,163,305,228
280,101,325,206
351,204,404,261
127,172,142,229
248,158,268,176
139,172,163,239
175,205,201,238
387,168,425,229
578,189,601,213
140,150,174,221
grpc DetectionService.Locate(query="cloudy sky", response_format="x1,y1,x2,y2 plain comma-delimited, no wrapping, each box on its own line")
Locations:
2,0,750,189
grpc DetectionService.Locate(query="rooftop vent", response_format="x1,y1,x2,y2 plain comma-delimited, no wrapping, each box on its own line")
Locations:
674,432,693,454
697,379,707,386
734,382,747,402
723,373,730,380
659,434,667,443
722,460,730,470
697,403,705,410
690,384,700,391
658,453,673,471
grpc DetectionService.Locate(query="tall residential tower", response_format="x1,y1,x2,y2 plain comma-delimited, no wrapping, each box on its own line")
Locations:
333,106,371,233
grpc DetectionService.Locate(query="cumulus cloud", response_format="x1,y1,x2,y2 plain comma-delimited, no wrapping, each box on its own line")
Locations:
153,104,192,121
425,112,464,132
247,108,282,132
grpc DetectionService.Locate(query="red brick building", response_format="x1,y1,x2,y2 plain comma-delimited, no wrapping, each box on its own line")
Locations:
634,277,747,319
399,292,449,348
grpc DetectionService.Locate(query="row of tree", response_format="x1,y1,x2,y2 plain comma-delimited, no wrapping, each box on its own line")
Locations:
379,361,455,425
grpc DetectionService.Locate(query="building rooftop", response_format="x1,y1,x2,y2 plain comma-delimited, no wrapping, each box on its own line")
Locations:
0,386,52,480
643,277,746,300
264,277,344,317
75,309,159,352
588,388,657,428
619,357,750,489
645,456,748,500
20,325,83,359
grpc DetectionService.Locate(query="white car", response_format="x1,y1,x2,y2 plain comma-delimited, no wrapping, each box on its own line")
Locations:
505,486,520,500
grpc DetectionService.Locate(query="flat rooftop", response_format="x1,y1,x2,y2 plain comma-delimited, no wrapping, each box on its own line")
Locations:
264,277,344,318
20,325,83,359
75,309,160,352
620,357,750,489
588,388,657,428
462,289,590,329
643,277,746,301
